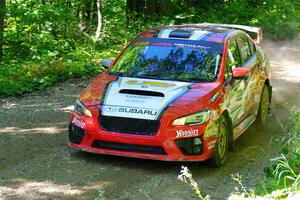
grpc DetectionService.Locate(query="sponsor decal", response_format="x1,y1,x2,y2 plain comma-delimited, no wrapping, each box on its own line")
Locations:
104,106,119,113
125,99,145,103
152,42,173,47
176,129,199,138
103,106,158,116
174,43,211,50
210,91,220,102
126,95,150,99
132,41,149,46
204,33,226,43
72,117,85,129
207,140,217,150
126,80,176,88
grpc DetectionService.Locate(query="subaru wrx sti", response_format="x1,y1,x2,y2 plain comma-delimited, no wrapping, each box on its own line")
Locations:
68,23,272,166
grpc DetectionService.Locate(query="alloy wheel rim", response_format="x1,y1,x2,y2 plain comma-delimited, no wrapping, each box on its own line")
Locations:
261,89,269,123
218,122,227,158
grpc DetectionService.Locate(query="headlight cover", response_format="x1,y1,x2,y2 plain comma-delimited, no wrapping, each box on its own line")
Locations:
172,110,210,126
74,99,92,117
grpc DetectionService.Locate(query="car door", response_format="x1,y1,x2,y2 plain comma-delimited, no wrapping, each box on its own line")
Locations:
236,35,263,117
223,34,256,127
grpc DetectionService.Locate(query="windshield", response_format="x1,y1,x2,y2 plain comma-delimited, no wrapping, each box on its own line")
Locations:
109,42,223,82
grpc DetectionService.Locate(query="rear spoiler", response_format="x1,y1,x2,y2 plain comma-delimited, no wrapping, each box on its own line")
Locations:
199,23,263,44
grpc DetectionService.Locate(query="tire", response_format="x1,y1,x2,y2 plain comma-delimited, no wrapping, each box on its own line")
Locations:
257,85,270,125
210,116,229,167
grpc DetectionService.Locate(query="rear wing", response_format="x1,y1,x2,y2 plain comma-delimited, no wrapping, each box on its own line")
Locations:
200,23,263,44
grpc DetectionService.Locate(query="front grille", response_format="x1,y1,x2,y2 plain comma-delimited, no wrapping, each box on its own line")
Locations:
99,115,160,135
91,140,167,155
69,124,85,144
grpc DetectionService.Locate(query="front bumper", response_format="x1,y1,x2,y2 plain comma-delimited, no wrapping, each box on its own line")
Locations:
68,113,218,162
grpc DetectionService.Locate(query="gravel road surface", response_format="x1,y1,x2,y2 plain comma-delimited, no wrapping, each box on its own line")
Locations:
0,40,300,200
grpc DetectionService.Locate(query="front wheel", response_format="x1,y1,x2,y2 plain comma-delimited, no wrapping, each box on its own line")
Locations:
210,116,229,167
257,85,270,125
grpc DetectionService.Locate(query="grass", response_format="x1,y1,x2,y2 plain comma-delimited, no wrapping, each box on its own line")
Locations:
178,109,300,199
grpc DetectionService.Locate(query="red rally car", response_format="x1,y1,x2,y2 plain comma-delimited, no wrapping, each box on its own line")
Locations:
68,23,272,166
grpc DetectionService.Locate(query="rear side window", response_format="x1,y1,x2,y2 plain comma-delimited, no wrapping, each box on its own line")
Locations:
225,39,241,80
248,38,256,54
236,36,252,64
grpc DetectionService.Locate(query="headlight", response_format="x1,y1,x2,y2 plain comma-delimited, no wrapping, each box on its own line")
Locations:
172,110,210,126
74,99,92,117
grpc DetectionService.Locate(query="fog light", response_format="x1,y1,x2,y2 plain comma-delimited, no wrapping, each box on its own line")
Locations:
69,124,85,144
193,146,202,154
175,136,203,156
194,137,202,145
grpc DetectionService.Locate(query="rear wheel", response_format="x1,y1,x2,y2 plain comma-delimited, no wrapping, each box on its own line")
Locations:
211,116,229,167
257,85,270,125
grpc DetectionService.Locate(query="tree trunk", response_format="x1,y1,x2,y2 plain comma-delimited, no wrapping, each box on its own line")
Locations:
95,0,102,40
0,0,5,61
126,0,135,13
145,0,157,17
159,0,168,16
81,0,92,21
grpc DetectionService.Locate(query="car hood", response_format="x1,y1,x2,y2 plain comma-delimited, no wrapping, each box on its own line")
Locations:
99,77,219,120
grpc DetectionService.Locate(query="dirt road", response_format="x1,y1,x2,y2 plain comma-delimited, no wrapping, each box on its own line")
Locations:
0,40,300,200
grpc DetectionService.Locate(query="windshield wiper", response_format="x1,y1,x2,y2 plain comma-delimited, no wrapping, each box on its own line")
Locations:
155,76,189,82
158,76,212,83
108,73,211,83
132,75,163,80
108,71,125,76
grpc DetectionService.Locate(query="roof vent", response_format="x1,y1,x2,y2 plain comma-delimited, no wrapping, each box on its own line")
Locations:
169,30,192,38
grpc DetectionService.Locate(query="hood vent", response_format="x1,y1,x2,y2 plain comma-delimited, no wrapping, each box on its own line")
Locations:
119,89,165,97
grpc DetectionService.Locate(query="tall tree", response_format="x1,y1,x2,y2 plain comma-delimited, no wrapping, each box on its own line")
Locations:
145,0,157,17
95,0,102,40
0,0,5,61
126,0,136,13
159,0,167,16
126,0,168,17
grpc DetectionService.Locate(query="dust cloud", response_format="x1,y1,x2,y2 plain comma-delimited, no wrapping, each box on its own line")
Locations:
262,37,300,115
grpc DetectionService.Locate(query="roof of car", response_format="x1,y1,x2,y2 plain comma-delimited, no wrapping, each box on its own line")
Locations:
136,24,239,43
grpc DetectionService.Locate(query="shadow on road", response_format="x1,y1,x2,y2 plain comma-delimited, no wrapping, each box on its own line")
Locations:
0,40,299,200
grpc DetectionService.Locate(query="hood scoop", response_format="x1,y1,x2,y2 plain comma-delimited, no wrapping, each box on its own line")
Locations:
119,89,165,97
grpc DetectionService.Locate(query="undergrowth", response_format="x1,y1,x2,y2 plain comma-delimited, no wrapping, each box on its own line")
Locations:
178,109,300,199
1,0,300,96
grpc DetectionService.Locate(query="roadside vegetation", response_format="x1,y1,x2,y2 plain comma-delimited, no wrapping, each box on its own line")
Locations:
179,109,300,199
257,109,300,199
0,1,300,199
0,0,300,96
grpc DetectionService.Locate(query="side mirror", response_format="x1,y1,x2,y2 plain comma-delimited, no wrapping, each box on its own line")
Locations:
232,67,250,79
100,58,114,69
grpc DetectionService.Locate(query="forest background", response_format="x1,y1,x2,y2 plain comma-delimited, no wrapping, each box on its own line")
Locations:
0,0,299,96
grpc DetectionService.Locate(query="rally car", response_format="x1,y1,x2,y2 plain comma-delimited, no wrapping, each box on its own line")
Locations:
68,23,272,166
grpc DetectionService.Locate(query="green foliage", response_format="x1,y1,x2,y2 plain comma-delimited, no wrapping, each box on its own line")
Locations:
259,109,300,197
168,0,300,40
0,0,299,96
